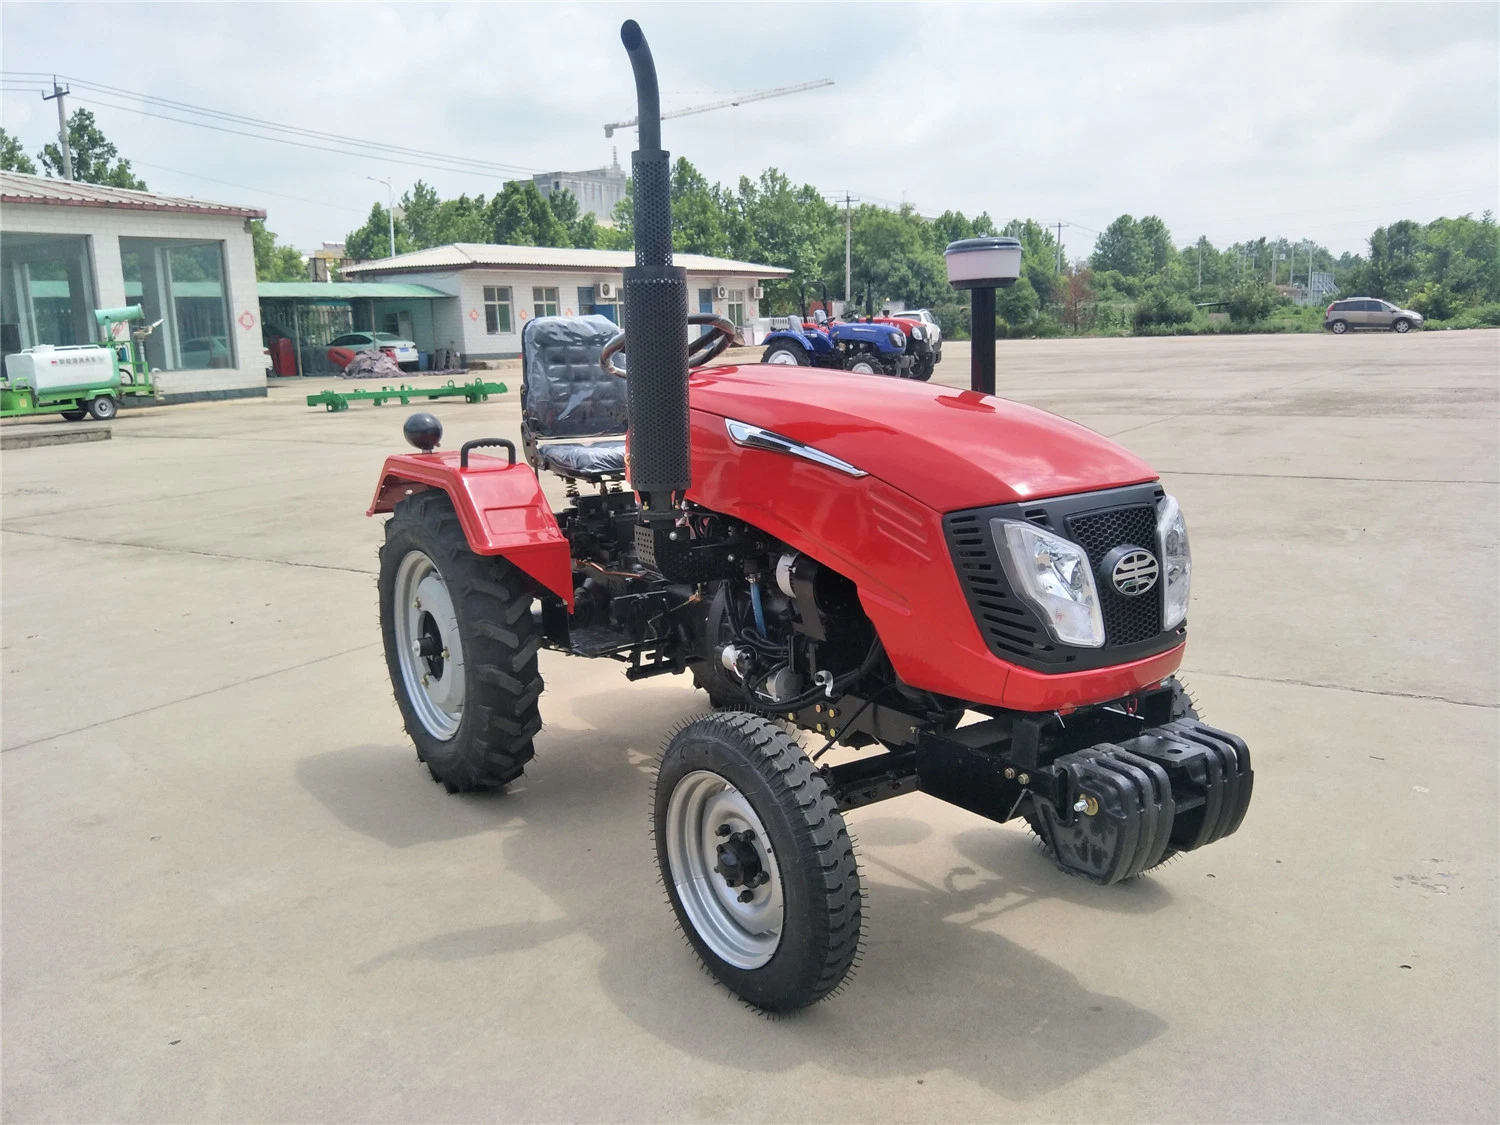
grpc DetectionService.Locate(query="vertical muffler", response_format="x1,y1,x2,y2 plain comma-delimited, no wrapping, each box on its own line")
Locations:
619,20,690,523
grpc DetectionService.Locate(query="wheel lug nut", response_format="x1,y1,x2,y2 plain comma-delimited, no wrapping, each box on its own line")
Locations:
715,824,731,837
737,890,754,903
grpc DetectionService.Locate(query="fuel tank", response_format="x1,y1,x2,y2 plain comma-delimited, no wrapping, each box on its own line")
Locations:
687,363,1155,511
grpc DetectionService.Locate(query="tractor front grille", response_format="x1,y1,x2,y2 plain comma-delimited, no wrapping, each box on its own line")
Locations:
942,483,1182,674
1065,505,1164,647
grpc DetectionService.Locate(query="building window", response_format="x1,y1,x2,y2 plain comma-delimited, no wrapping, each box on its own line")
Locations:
0,232,97,360
484,286,513,334
727,289,746,328
533,286,559,318
120,238,232,371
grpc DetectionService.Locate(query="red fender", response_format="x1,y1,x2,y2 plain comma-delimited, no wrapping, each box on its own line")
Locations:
367,452,574,609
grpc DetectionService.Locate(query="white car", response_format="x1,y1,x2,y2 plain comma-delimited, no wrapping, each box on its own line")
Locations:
899,309,943,355
328,331,420,372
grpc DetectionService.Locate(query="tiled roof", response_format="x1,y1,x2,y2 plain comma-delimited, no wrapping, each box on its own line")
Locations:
0,171,265,218
342,242,791,278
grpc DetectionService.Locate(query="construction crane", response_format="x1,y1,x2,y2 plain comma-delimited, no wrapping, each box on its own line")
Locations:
603,79,834,137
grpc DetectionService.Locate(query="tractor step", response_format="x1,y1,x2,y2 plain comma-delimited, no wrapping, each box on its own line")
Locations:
566,625,638,658
307,378,507,412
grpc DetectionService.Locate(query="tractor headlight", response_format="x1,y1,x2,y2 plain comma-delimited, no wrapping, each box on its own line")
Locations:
1157,494,1191,629
993,519,1105,648
889,330,905,349
911,327,925,341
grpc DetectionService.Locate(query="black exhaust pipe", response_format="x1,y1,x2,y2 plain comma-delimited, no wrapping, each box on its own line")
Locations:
620,20,689,522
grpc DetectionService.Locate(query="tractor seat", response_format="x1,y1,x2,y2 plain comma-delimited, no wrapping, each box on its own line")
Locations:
520,314,630,483
538,440,626,477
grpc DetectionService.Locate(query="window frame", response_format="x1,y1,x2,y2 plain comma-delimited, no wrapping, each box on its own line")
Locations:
726,288,747,328
532,285,559,319
483,285,514,335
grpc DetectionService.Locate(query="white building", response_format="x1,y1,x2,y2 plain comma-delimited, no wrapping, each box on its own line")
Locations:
0,171,267,403
342,243,791,362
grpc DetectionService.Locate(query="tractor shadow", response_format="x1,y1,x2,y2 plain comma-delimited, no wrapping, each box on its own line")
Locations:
310,680,1172,1101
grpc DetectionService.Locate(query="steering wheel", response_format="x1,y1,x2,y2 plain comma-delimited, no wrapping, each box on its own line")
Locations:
600,313,739,377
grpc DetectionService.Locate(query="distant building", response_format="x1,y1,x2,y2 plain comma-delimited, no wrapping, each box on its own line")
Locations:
531,158,628,223
342,242,790,361
307,242,352,282
0,170,266,403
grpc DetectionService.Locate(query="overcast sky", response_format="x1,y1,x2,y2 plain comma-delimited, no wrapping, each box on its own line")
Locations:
2,2,1496,258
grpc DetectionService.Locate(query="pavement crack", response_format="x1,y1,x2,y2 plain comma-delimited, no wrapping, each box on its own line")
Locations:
0,527,375,575
1187,669,1498,709
0,643,383,753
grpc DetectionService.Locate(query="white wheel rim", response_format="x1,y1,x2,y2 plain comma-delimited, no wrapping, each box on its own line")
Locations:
393,550,466,740
767,349,799,365
851,361,876,373
664,770,784,969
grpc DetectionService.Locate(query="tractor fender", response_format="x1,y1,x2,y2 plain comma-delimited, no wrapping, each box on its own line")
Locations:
368,451,574,609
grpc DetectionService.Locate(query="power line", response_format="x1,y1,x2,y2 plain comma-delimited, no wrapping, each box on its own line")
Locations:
66,93,529,182
1,70,545,178
129,160,366,214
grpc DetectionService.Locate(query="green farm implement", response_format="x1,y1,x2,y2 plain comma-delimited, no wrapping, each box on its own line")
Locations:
307,378,508,412
1,306,162,422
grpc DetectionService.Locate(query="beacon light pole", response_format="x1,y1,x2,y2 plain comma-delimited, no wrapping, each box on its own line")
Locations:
944,236,1022,395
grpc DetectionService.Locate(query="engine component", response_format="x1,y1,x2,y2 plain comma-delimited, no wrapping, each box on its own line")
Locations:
719,643,752,680
761,667,802,702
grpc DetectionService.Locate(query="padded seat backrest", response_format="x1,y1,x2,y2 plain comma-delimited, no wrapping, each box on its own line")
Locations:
521,315,628,439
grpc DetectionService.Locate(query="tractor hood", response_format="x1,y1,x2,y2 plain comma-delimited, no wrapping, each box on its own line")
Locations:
688,364,1156,511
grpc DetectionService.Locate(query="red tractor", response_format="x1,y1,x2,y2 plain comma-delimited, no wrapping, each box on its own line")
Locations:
367,21,1252,1012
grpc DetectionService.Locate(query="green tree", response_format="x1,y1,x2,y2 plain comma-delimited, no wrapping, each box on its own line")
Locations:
1132,285,1193,329
488,180,568,246
0,127,37,174
1092,215,1147,277
250,220,305,281
1137,215,1174,276
38,108,146,189
1226,278,1276,323
345,202,411,260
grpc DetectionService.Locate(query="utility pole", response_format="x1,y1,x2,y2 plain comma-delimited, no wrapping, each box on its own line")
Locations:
1055,221,1064,274
1197,237,1203,289
838,193,858,311
367,175,396,258
43,77,73,181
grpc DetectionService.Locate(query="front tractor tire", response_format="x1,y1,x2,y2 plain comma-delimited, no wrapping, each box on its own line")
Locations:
845,352,887,377
379,490,543,792
761,341,809,366
654,712,863,1012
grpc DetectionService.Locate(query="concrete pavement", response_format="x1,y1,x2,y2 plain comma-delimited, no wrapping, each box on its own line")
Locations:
2,330,1496,1122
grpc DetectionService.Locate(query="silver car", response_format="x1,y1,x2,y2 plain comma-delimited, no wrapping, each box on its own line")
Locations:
1324,297,1424,334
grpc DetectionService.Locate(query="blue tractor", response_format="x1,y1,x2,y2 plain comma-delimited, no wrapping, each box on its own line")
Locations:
759,308,911,377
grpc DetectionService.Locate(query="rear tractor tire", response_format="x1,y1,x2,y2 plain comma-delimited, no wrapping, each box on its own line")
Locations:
379,489,544,792
654,712,863,1011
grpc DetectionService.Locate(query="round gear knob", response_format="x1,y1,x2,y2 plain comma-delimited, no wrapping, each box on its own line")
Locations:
403,412,442,452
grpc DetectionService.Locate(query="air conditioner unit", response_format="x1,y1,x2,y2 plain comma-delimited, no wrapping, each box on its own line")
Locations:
751,285,765,300
597,280,618,300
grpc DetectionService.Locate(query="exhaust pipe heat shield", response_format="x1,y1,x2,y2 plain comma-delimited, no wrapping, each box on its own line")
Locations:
620,20,690,516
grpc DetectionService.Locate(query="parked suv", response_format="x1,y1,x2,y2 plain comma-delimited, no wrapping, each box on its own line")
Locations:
1324,297,1423,334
